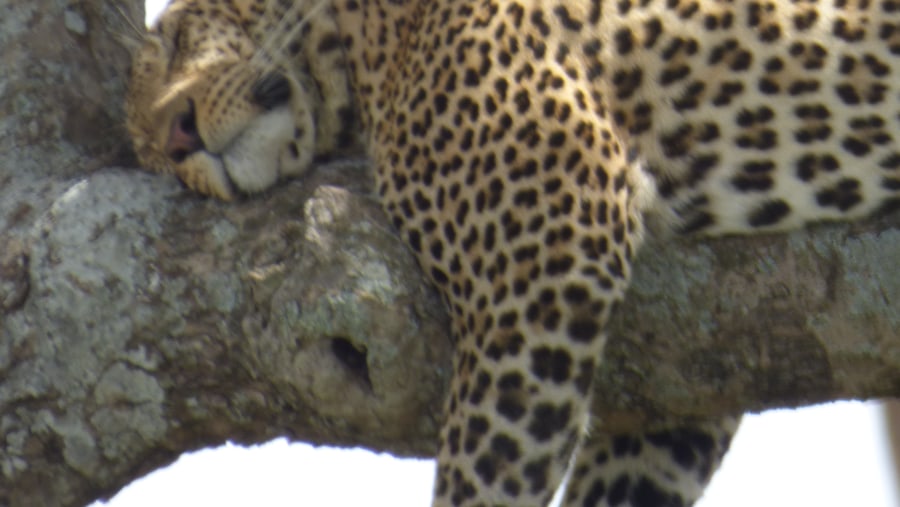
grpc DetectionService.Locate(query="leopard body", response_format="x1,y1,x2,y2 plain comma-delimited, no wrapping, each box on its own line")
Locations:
126,0,899,505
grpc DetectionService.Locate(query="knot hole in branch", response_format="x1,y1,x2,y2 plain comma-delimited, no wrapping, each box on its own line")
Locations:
330,336,372,389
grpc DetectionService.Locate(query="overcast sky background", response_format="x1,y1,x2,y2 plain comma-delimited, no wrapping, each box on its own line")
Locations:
92,2,899,505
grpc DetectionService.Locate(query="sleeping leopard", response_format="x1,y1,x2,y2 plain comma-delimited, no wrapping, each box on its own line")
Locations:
125,0,898,505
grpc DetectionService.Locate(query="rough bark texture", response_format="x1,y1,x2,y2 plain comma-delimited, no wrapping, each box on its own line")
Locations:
0,1,897,507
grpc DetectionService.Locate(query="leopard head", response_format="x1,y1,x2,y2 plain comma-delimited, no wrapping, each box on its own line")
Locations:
125,0,325,200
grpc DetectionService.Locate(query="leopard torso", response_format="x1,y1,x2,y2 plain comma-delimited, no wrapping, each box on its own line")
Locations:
126,0,898,505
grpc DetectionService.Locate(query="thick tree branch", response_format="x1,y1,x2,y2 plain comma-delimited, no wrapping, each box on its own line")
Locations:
0,1,896,507
2,159,897,507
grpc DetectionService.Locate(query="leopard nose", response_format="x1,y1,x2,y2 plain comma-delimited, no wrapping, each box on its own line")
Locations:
251,71,292,110
165,105,205,163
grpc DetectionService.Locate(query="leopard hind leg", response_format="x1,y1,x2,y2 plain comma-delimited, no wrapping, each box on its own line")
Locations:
561,416,741,507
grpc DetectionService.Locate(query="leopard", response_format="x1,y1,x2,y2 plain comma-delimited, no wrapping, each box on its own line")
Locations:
126,0,899,505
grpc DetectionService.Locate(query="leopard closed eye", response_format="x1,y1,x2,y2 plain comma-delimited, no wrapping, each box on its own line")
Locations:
126,0,898,505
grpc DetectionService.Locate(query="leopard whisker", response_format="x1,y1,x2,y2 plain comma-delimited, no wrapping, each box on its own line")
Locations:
117,3,145,35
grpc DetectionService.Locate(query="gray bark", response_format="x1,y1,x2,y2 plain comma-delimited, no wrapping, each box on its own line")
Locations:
0,1,896,506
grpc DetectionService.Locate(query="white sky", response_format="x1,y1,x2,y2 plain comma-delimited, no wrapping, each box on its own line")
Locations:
107,2,898,506
91,401,898,507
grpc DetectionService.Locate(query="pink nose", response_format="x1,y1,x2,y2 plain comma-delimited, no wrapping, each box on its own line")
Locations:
165,107,205,163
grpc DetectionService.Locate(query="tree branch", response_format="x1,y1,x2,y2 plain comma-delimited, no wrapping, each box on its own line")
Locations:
0,1,896,506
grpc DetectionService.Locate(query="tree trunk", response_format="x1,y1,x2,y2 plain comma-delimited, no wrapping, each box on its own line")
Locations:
0,1,897,506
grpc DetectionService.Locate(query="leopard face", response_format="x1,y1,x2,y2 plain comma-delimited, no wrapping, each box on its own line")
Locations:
125,0,356,200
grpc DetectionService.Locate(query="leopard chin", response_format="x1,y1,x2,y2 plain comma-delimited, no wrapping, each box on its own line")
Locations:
177,107,314,200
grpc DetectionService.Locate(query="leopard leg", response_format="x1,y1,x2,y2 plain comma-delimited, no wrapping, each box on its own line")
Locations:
561,417,741,507
432,331,602,506
372,4,655,504
427,178,644,505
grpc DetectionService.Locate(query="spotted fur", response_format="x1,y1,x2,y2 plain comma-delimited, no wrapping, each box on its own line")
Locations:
126,0,898,505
